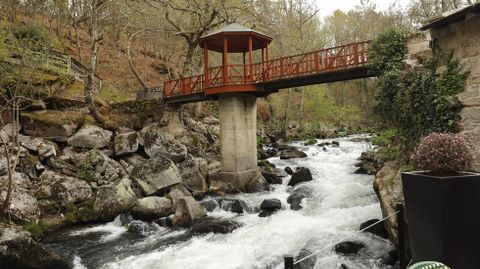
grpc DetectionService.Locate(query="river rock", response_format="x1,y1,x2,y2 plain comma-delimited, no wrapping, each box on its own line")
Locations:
131,196,172,220
189,218,241,234
114,131,139,156
58,147,88,167
260,198,282,212
67,125,113,149
380,250,398,265
244,170,270,193
359,219,388,239
294,249,317,269
0,228,70,269
0,173,40,222
93,177,137,220
334,241,365,255
178,157,208,194
130,155,181,196
284,166,294,175
261,171,282,185
141,124,188,162
287,185,313,210
199,198,219,212
217,198,248,214
20,137,57,161
51,176,92,207
168,187,190,211
288,167,313,187
280,149,308,160
171,196,207,226
83,149,127,185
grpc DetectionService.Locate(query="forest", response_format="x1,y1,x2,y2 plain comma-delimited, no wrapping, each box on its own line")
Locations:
2,0,477,135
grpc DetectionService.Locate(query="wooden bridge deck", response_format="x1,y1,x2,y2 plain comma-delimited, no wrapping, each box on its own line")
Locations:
163,41,373,104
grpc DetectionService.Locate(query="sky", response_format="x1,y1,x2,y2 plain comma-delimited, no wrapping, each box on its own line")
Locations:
316,0,412,18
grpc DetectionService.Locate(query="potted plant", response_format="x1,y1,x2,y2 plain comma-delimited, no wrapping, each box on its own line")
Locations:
402,132,480,269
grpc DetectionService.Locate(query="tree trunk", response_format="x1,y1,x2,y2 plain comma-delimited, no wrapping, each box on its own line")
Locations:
85,0,105,125
127,30,148,90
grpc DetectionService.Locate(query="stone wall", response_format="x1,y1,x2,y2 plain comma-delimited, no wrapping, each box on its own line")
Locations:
430,13,480,170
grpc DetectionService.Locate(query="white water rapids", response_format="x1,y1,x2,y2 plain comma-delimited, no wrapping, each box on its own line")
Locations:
47,136,394,269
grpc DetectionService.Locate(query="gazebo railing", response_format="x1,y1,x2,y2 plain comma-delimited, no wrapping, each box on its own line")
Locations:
163,41,370,98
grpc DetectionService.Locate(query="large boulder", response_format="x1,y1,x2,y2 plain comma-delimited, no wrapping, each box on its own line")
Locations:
93,177,137,220
373,161,405,248
288,168,313,187
171,196,206,226
168,186,190,211
260,199,282,212
83,149,127,186
359,219,388,239
130,155,182,196
0,228,70,269
114,131,139,156
280,149,307,160
51,176,92,207
21,111,78,143
131,197,172,220
67,125,113,149
141,124,187,162
334,241,365,255
189,218,241,235
0,173,39,222
178,157,208,194
19,136,57,161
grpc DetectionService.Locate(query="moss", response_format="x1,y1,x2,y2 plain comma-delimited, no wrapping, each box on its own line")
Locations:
258,160,275,172
64,201,97,224
22,110,89,125
98,84,133,104
305,138,316,145
24,221,49,240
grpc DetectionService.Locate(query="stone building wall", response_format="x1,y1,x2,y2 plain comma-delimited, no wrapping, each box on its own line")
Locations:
430,13,480,170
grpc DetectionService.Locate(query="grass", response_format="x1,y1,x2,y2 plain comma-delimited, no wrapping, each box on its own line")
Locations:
24,221,49,240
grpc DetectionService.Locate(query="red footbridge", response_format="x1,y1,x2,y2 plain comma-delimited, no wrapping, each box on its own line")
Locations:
163,23,373,104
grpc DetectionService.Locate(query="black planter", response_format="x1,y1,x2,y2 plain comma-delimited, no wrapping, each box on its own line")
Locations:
402,172,480,269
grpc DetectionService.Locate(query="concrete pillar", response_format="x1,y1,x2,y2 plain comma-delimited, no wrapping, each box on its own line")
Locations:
218,93,258,173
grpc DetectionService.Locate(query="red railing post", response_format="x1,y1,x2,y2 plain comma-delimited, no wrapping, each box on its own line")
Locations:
280,58,284,78
314,49,320,73
354,43,359,66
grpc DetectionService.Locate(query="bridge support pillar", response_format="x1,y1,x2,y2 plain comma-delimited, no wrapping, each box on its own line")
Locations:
214,93,260,191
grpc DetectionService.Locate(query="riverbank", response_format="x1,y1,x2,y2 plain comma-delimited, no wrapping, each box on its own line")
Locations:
41,136,396,269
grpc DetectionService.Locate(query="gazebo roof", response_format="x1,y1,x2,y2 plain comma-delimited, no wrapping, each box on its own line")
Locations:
199,23,273,53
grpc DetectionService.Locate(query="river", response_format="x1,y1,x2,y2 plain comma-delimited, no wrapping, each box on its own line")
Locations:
44,135,394,269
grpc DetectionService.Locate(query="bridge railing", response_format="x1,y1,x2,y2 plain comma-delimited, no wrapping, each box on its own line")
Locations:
163,41,370,98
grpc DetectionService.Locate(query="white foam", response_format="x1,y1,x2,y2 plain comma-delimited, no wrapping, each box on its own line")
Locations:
70,215,127,242
102,135,392,269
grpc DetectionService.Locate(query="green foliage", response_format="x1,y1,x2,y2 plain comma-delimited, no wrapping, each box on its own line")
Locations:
76,154,95,182
8,23,62,51
65,202,96,224
372,129,398,147
371,30,469,150
378,147,400,162
368,30,409,75
257,136,266,145
24,221,49,240
258,160,275,172
305,138,316,145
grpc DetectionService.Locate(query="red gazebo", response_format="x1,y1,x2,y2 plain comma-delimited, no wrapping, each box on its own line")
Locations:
199,23,273,95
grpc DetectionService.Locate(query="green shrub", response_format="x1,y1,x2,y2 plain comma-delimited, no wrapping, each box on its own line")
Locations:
372,129,397,147
25,221,49,240
305,138,316,145
371,30,468,150
378,147,400,162
9,23,61,51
